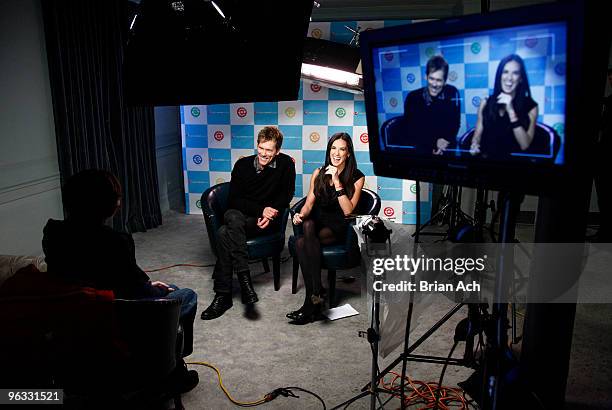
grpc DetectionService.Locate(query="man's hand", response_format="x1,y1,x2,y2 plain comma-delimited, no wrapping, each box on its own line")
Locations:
262,207,278,220
257,217,271,230
433,138,450,155
151,281,175,292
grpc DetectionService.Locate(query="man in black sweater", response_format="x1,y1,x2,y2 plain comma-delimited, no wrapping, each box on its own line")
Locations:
201,126,296,320
396,55,461,155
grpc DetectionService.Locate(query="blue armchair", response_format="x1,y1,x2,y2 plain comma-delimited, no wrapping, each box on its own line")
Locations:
200,182,289,291
288,188,381,307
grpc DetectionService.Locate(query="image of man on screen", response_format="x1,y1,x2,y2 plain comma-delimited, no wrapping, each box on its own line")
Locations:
401,55,461,155
470,54,538,160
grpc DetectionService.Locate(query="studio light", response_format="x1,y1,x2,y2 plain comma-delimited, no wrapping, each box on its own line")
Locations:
300,37,363,94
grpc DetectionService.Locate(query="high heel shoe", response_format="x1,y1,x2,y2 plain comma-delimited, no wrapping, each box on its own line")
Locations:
286,304,306,320
289,295,324,325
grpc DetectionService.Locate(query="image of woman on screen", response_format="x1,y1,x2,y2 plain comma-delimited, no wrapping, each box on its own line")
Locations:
399,55,461,155
288,133,365,325
470,54,538,159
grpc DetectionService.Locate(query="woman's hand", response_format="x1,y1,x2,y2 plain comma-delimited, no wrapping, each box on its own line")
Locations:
469,142,481,155
325,165,341,187
292,213,303,225
496,93,517,119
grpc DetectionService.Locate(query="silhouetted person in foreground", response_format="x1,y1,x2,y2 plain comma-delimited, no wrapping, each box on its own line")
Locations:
42,169,199,394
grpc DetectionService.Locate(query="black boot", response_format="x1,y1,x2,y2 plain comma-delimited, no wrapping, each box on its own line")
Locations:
200,293,232,320
237,270,258,304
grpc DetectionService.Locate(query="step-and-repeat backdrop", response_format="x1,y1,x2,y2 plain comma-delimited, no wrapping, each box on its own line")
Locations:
181,20,435,223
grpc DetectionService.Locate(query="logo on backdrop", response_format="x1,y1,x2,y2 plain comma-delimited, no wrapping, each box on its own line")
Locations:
311,28,322,39
290,157,296,163
406,73,416,84
335,107,347,118
310,83,322,93
191,107,201,117
383,207,395,217
215,178,225,184
384,53,394,62
214,130,224,141
525,37,538,48
193,155,203,165
360,133,369,144
472,96,481,107
310,132,321,143
389,97,398,108
410,184,417,194
448,71,458,82
425,47,435,58
554,63,566,77
470,42,482,54
237,107,248,118
196,200,202,209
285,107,297,118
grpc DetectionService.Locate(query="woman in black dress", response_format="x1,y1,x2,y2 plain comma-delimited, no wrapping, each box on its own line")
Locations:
287,132,365,324
470,54,538,159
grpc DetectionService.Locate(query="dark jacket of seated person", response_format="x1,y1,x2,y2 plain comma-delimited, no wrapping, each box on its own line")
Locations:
43,219,164,299
401,84,461,155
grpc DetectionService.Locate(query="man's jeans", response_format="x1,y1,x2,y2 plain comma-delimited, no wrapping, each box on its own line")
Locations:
149,285,197,357
213,209,278,294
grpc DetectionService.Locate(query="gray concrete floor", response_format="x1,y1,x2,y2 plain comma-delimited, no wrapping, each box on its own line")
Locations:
132,212,612,409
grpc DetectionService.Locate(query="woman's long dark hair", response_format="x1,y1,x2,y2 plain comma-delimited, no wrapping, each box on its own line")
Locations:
485,54,532,123
314,133,357,200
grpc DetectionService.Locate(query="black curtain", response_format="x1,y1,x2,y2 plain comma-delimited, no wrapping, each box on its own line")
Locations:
42,0,161,232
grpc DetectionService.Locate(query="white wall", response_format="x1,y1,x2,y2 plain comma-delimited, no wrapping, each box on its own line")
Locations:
0,0,63,255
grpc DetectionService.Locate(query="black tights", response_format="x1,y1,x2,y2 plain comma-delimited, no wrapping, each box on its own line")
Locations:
295,219,337,306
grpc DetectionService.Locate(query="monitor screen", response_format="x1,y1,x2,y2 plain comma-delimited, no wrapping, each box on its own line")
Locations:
372,21,566,164
359,2,594,193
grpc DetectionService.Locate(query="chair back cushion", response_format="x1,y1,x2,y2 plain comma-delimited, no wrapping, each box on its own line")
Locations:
354,188,381,217
200,183,231,257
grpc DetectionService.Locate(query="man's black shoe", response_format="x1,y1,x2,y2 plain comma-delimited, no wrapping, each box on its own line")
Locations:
200,293,232,320
170,360,199,394
237,270,258,304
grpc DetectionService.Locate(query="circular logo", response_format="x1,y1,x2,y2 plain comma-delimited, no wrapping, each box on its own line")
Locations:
410,184,417,194
290,157,296,163
310,132,321,143
191,107,200,117
554,63,566,77
383,207,395,217
553,122,564,136
214,130,224,141
389,97,398,108
360,133,369,144
215,177,225,184
196,199,202,209
406,73,416,84
237,107,247,118
525,38,538,48
310,83,322,92
311,28,322,39
285,107,296,118
472,96,481,107
425,47,435,58
448,71,458,82
335,107,346,118
384,53,394,62
470,42,481,54
192,154,203,165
